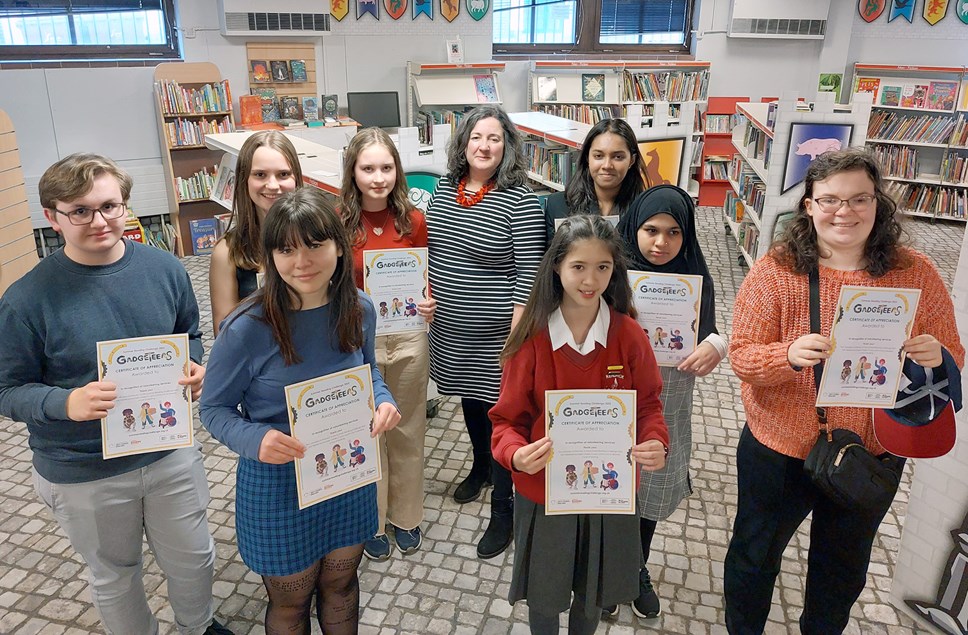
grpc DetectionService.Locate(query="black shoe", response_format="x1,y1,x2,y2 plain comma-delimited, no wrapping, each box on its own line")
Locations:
204,618,235,635
602,605,619,619
477,505,513,559
631,566,661,619
454,470,492,504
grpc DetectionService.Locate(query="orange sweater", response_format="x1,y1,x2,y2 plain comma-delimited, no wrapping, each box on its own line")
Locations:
729,247,964,460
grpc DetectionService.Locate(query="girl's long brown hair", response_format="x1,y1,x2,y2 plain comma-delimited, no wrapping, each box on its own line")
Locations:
258,188,362,365
339,127,415,245
224,131,303,271
501,214,634,363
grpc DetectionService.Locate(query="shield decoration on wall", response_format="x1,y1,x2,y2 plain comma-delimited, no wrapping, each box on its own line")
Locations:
385,0,407,19
358,0,379,19
466,0,489,21
331,0,348,21
413,0,433,19
923,0,950,23
858,0,887,22
888,0,916,22
958,0,968,23
441,0,459,22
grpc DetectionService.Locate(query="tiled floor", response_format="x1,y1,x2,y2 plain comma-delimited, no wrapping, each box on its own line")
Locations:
0,210,963,635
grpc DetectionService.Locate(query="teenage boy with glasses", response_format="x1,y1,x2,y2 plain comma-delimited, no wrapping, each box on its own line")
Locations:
0,153,232,635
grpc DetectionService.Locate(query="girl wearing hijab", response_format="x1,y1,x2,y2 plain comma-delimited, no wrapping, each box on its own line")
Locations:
604,185,727,620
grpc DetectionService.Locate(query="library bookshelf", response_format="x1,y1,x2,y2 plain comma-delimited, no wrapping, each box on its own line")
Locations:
698,97,749,207
528,60,710,129
406,62,505,146
725,93,872,268
0,109,38,294
153,62,236,257
850,63,968,222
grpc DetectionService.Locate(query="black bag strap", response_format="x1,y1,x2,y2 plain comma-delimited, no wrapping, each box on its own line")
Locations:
808,267,829,430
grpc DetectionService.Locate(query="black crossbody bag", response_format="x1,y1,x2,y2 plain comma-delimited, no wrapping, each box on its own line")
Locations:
802,267,903,511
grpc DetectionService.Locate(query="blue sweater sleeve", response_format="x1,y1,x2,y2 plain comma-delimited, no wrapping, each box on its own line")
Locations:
199,314,274,460
361,294,395,410
0,297,72,424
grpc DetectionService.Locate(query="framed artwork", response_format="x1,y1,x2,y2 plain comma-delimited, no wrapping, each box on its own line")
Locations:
782,122,853,194
638,137,686,188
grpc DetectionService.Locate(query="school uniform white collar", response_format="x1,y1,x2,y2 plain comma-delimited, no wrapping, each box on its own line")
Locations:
548,297,610,355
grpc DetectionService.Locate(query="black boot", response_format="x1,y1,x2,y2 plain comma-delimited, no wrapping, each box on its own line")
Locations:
454,456,491,504
477,494,513,559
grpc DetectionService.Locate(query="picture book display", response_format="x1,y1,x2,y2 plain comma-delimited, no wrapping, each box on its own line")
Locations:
818,73,843,99
854,77,881,101
189,218,219,255
582,73,606,102
537,76,557,102
926,81,957,112
280,96,302,120
270,60,291,82
250,60,271,83
253,87,280,122
900,84,929,109
322,94,339,119
289,59,308,82
474,74,498,103
239,94,262,126
302,97,319,121
880,85,902,107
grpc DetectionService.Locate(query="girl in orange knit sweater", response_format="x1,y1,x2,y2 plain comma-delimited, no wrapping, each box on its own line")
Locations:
490,215,669,634
725,148,964,634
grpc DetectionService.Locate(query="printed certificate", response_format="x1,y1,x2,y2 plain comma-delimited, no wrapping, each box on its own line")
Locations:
97,334,193,459
362,248,429,336
544,390,637,515
628,271,703,366
285,363,382,510
816,286,921,408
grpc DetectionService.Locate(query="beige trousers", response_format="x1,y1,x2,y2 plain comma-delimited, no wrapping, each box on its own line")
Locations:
374,330,429,533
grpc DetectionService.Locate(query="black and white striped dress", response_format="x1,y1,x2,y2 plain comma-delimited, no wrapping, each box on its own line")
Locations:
426,179,546,403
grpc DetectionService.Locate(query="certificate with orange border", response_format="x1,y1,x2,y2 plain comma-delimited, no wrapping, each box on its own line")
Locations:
286,363,382,510
544,390,636,515
97,334,193,458
816,286,920,408
362,248,429,336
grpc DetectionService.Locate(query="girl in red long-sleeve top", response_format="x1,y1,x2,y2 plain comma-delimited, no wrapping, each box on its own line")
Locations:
489,214,669,634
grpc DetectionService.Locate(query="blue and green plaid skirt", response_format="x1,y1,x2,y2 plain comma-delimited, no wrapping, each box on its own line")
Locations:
235,457,377,576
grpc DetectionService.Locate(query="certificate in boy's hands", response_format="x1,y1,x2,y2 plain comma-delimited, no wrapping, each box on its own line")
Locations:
816,286,921,408
97,334,193,458
628,271,703,366
362,248,429,336
285,364,382,510
544,390,637,515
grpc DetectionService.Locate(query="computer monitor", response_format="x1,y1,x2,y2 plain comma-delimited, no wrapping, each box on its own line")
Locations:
346,91,402,129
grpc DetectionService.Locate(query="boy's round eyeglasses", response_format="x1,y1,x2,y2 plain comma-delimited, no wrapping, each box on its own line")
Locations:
811,194,876,213
53,202,127,226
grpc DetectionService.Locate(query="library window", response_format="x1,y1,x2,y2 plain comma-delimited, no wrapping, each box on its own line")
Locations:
493,0,693,53
0,0,179,62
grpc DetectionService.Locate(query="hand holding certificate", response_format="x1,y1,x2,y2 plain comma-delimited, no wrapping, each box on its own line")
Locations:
544,389,637,515
362,248,429,336
97,334,194,459
285,363,383,510
816,286,921,408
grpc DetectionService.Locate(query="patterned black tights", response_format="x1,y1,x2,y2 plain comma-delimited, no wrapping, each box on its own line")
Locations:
262,544,364,634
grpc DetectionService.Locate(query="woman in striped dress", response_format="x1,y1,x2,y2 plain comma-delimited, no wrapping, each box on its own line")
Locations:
426,105,546,559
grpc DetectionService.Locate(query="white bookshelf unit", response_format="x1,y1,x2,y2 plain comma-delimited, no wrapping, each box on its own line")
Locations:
725,93,873,268
850,63,968,222
406,62,505,146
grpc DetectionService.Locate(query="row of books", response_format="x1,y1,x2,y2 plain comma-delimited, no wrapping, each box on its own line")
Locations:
156,79,232,116
888,181,968,219
174,167,217,203
737,223,760,260
523,140,574,187
703,158,729,180
952,116,968,147
534,104,621,125
941,154,968,185
870,144,919,180
690,140,704,166
867,111,957,145
415,108,468,145
856,77,959,112
250,59,308,84
621,70,709,103
245,91,321,124
729,156,766,216
740,124,772,169
705,114,732,134
163,116,234,149
724,192,747,223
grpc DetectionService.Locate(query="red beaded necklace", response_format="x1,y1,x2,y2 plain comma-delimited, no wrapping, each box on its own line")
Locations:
456,178,495,207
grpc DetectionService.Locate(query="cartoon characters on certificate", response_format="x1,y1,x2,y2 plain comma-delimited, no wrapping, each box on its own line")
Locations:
572,460,621,492
122,408,136,431
158,402,177,428
139,402,156,429
840,355,888,385
646,326,686,351
321,441,367,477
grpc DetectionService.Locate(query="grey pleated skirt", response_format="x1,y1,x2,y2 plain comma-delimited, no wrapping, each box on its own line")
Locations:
508,493,643,617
